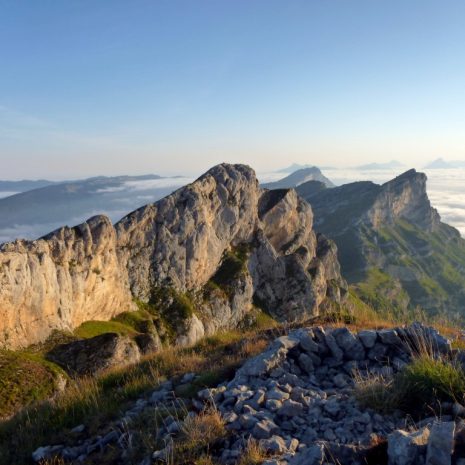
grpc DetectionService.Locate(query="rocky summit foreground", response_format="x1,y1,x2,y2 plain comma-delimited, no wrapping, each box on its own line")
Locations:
32,323,465,465
0,164,346,349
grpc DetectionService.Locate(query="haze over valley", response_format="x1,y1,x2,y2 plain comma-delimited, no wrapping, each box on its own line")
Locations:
1,162,464,243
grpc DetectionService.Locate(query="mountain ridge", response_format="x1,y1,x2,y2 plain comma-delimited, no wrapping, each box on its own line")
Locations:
0,164,346,349
296,169,465,318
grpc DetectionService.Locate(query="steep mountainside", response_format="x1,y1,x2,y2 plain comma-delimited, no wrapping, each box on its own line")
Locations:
0,164,346,349
261,167,334,189
296,169,465,319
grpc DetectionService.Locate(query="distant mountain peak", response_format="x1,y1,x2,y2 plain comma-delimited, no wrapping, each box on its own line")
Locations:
356,160,404,170
425,158,453,169
262,167,334,190
276,163,319,173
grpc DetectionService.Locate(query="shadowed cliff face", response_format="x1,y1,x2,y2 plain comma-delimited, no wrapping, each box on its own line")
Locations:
0,164,347,349
297,169,465,318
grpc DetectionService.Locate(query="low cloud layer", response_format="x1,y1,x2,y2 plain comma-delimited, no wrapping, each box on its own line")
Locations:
0,169,464,244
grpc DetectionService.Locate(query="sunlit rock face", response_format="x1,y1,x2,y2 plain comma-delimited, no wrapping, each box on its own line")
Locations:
0,164,346,349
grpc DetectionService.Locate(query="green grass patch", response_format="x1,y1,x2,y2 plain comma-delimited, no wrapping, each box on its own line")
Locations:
112,309,154,333
0,351,66,419
355,354,465,416
209,244,250,298
0,326,274,464
73,320,138,339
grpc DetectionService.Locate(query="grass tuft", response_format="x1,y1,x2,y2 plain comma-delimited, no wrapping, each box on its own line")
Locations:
398,355,465,409
354,353,465,416
237,439,268,465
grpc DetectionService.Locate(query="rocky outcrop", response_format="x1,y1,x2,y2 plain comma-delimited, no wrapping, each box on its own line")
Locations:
47,333,141,376
296,169,465,318
0,216,135,349
0,164,347,349
366,170,440,231
32,323,461,465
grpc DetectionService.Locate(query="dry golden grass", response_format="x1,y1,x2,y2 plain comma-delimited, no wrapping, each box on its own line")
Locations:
0,326,275,465
180,409,226,448
39,457,66,465
160,409,226,465
353,369,404,414
237,439,268,465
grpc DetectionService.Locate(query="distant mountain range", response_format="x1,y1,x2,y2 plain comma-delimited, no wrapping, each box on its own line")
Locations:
276,163,334,173
0,174,190,243
0,179,56,197
356,160,404,170
424,158,465,169
262,167,335,189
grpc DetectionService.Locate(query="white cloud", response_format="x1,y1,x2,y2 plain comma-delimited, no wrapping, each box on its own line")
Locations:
123,177,194,190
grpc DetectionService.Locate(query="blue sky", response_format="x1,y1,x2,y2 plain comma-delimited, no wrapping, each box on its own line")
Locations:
1,0,465,179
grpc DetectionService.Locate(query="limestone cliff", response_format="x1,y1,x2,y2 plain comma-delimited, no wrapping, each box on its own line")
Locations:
0,216,134,349
0,164,346,349
296,169,465,318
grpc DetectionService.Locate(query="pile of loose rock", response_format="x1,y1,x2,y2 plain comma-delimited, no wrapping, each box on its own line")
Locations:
33,323,465,465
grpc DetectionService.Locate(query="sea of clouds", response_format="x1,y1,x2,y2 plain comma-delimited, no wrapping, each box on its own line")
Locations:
0,168,463,244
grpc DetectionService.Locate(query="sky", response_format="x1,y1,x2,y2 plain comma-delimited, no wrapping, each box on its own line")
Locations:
1,0,465,179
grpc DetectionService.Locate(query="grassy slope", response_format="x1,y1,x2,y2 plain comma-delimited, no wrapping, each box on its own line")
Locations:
0,351,66,419
356,219,465,321
0,309,154,420
0,320,277,465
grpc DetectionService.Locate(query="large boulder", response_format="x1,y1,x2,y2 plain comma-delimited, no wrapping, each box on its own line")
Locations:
46,333,140,376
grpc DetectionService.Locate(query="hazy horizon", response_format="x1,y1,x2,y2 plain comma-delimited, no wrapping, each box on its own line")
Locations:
0,158,463,182
0,165,464,242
